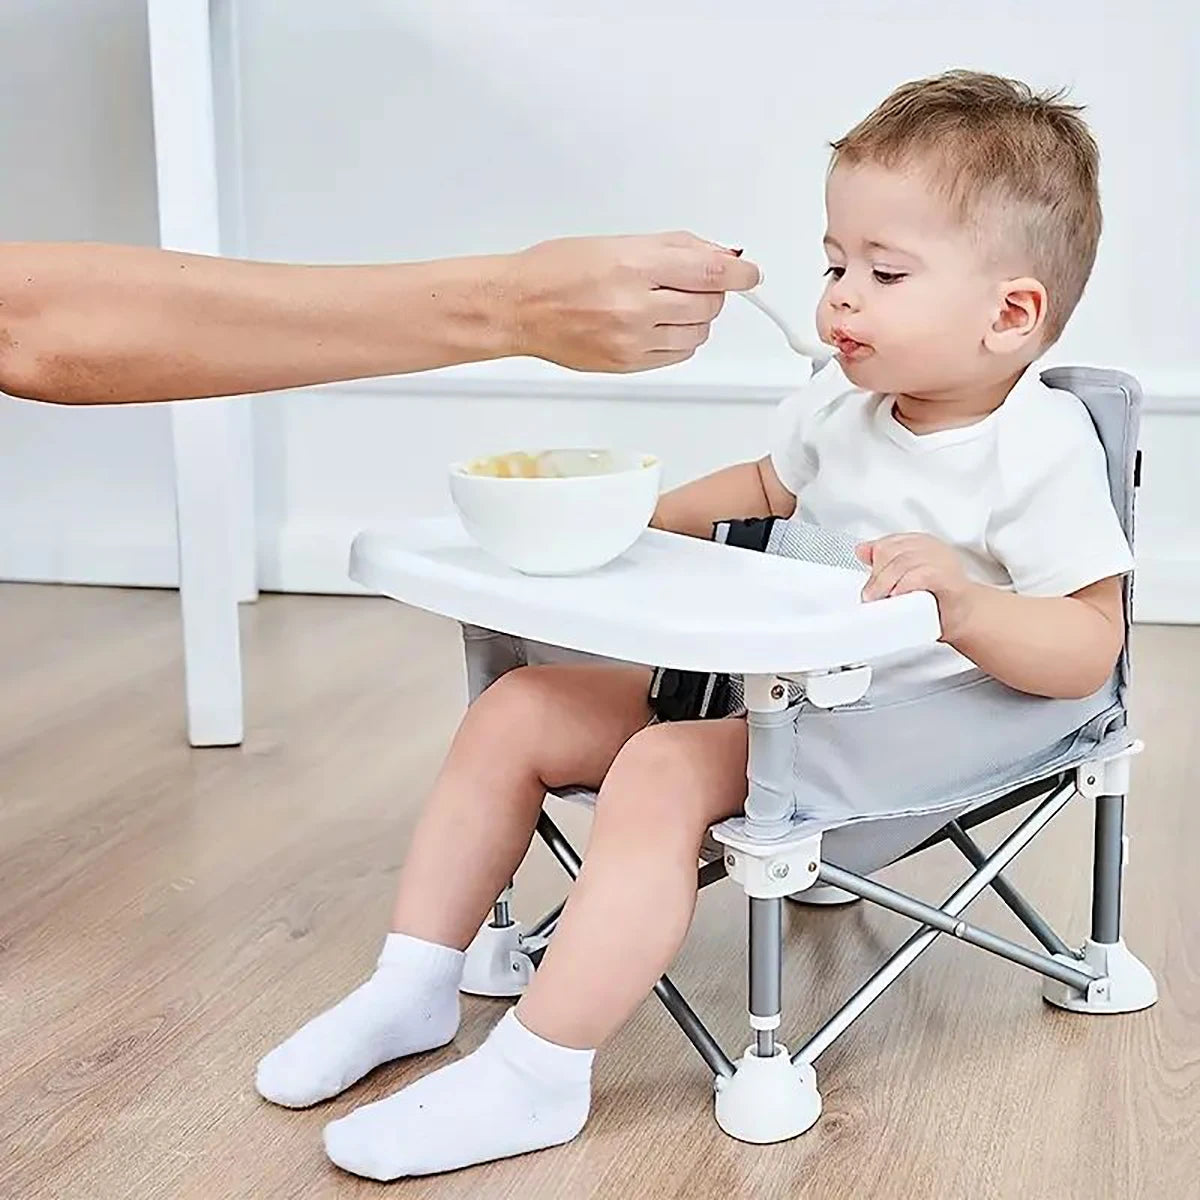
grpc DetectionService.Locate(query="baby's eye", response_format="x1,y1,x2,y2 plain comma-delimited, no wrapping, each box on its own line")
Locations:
873,269,906,285
823,265,845,280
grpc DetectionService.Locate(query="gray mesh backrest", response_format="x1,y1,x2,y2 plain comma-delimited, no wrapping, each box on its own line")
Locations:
1038,366,1142,704
1038,366,1141,555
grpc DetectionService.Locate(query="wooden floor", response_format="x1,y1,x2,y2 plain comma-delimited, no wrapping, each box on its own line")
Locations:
1,585,1196,1200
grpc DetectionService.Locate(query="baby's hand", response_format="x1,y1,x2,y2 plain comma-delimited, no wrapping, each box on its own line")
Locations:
855,533,972,618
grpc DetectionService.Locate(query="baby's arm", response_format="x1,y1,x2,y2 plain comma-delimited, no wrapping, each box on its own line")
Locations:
857,533,1125,699
942,577,1124,699
650,456,796,539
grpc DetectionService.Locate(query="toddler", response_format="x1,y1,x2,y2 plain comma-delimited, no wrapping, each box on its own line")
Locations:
255,70,1133,1181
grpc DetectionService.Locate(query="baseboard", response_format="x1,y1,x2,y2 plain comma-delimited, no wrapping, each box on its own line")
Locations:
1130,556,1200,625
256,521,375,596
0,529,180,589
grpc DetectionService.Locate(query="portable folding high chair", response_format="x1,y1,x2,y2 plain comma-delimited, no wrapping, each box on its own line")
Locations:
348,365,1157,1144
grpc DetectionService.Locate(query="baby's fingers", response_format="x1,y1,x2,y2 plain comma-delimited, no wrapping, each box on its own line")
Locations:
862,551,915,601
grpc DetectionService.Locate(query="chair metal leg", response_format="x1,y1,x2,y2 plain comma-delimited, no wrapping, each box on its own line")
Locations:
711,675,822,1144
461,881,532,997
793,778,1077,1066
490,892,514,929
1091,794,1124,944
526,900,565,941
945,822,1076,959
1043,755,1158,1014
713,888,821,1144
816,863,1098,992
749,898,783,1058
652,977,736,1080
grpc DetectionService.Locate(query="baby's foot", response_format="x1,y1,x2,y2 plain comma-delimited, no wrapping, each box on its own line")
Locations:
322,1009,592,1180
255,933,463,1108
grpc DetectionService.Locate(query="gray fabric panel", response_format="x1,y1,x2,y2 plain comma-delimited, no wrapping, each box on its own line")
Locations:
1038,365,1142,708
460,623,525,700
782,670,1123,830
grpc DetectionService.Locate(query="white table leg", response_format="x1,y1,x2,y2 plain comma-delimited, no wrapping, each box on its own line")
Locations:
170,403,246,746
146,0,247,746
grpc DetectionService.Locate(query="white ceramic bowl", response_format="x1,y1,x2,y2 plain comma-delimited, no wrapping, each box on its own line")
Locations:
448,448,662,575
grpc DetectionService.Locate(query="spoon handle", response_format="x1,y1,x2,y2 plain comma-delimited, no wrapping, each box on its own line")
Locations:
739,289,829,363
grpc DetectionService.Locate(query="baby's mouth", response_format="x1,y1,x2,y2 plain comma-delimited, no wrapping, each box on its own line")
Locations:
831,330,871,360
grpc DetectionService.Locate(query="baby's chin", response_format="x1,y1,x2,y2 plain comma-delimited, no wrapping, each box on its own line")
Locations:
833,348,927,397
834,348,887,390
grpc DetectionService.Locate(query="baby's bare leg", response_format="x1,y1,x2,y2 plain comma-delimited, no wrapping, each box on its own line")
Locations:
322,716,751,1182
257,662,651,1110
390,661,655,947
516,717,749,1048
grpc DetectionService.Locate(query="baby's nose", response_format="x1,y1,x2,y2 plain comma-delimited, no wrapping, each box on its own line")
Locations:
828,281,859,312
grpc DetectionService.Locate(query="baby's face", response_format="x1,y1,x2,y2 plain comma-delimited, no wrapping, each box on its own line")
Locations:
817,160,1009,397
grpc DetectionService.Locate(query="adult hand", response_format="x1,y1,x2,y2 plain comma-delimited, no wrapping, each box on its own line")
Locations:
506,232,761,373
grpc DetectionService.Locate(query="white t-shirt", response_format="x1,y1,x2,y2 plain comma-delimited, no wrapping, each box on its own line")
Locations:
768,359,1134,695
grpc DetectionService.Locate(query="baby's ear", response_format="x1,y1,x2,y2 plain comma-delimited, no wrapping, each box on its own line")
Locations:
985,276,1047,353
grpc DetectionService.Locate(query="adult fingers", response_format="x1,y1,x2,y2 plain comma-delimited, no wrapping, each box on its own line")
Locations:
650,323,711,353
649,290,724,326
641,348,700,369
657,230,738,254
650,244,762,293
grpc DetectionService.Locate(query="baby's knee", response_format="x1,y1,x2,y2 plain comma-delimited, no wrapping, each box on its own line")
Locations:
599,726,711,832
609,723,687,780
469,664,559,727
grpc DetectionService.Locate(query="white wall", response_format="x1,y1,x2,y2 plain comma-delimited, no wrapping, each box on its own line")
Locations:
2,1,1198,620
0,0,176,585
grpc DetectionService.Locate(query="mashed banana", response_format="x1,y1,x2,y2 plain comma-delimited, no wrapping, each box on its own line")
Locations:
462,450,654,479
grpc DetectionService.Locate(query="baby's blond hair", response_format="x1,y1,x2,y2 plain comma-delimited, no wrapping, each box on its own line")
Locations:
831,70,1102,345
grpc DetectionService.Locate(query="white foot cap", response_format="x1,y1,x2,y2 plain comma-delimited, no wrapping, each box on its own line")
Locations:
460,921,533,997
714,1045,821,1143
1043,938,1158,1014
788,884,860,907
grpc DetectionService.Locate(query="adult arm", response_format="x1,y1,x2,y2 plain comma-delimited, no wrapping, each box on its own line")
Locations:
0,232,759,405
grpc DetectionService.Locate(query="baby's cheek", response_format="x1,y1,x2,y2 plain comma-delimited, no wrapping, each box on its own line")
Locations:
814,300,833,341
908,294,961,349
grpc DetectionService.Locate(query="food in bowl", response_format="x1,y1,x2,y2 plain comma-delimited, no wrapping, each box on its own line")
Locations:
449,447,662,575
462,449,656,479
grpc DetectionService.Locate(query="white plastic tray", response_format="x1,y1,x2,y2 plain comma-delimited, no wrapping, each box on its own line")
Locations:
348,516,942,677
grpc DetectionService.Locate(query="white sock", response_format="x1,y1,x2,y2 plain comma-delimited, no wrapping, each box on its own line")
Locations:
255,932,464,1108
322,1008,593,1180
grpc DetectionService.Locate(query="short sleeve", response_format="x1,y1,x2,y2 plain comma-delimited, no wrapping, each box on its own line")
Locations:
987,400,1134,597
768,358,848,496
